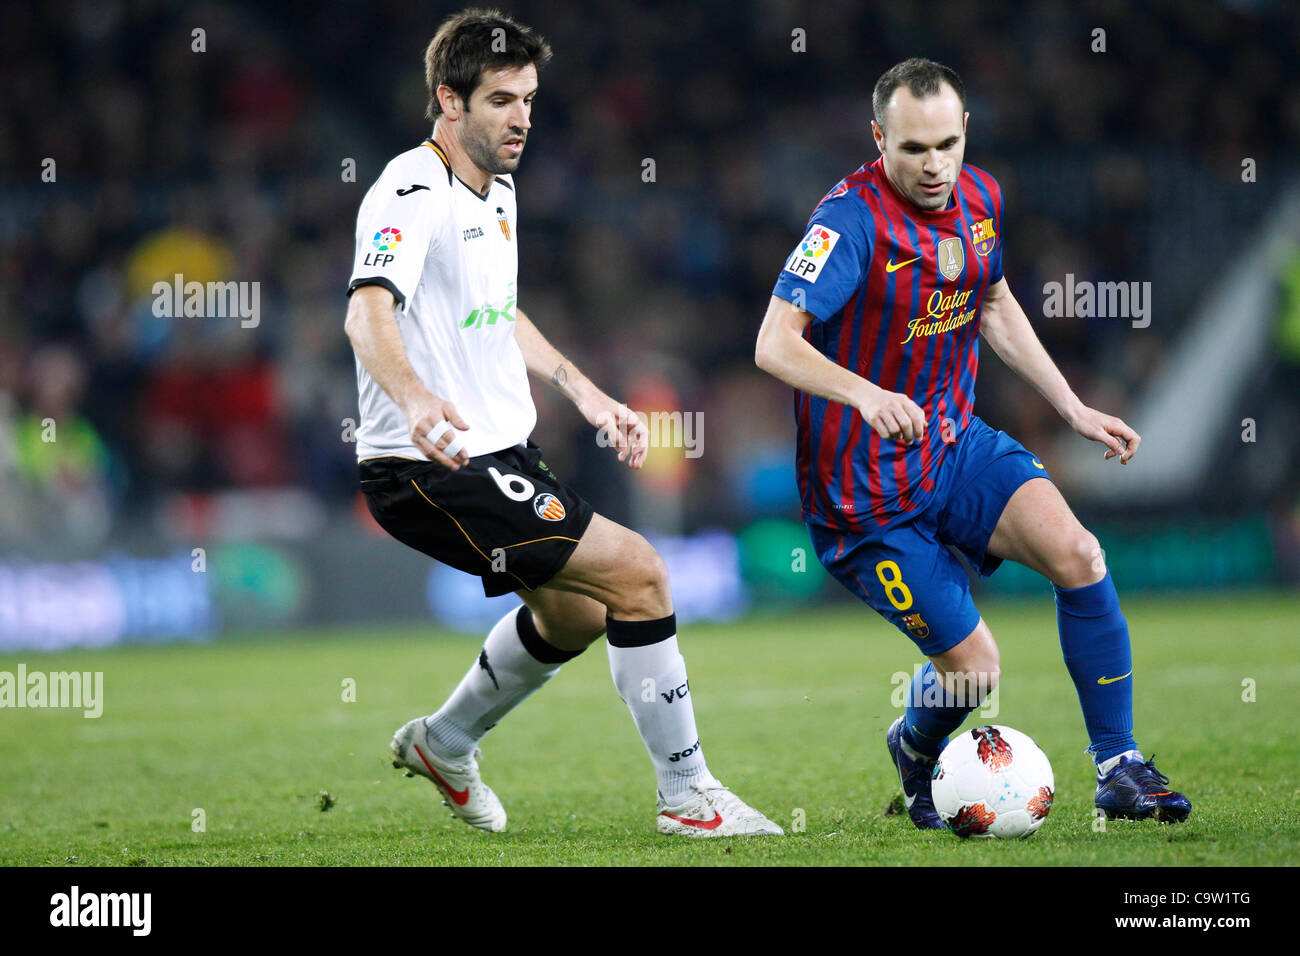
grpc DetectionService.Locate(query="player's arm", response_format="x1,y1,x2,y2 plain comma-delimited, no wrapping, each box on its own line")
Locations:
513,307,647,468
754,295,927,444
980,277,1139,463
343,285,470,469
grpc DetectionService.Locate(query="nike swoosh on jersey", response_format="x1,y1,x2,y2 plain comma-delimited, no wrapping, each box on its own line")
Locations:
885,255,921,273
396,184,430,196
1097,670,1132,685
660,811,724,830
1032,459,1045,468
412,744,471,805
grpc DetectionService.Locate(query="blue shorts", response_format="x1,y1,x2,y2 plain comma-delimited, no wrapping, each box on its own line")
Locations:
808,415,1051,656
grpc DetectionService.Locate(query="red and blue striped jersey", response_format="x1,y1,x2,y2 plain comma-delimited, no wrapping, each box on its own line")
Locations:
771,157,1004,532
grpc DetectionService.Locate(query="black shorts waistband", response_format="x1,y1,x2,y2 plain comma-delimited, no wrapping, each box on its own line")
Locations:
359,441,539,479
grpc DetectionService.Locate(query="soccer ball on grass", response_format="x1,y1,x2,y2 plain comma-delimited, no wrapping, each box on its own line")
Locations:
931,725,1054,839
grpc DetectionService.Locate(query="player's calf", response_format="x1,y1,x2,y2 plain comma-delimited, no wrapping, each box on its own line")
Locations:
888,623,1001,830
521,588,606,652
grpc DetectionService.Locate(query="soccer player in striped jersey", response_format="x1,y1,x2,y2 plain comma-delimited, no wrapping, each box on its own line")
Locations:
755,58,1190,827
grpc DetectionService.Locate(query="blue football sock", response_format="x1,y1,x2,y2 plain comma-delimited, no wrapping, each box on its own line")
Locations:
1054,570,1138,764
902,661,976,759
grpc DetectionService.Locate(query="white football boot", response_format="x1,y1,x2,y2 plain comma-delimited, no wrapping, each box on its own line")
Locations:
390,717,507,832
656,780,784,837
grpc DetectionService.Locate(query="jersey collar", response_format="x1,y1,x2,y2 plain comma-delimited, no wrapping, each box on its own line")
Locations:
423,139,511,202
873,157,962,225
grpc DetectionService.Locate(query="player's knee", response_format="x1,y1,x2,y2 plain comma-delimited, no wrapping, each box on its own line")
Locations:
1053,529,1105,588
965,649,1000,701
937,660,998,708
612,534,671,618
633,541,671,602
983,659,1001,697
938,621,999,703
970,641,1001,685
965,656,999,707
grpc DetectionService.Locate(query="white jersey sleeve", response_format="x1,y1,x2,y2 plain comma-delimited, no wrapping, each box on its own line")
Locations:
347,151,450,309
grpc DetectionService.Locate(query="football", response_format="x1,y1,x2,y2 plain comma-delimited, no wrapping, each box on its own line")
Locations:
932,725,1055,839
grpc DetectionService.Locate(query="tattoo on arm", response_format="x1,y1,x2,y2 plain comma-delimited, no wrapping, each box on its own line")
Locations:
552,364,568,390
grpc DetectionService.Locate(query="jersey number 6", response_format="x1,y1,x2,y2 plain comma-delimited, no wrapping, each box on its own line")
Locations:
488,466,535,502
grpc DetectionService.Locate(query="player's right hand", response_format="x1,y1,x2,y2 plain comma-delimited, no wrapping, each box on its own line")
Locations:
857,384,927,444
404,390,471,469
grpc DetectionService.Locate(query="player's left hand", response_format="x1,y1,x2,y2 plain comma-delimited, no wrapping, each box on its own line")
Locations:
580,396,648,469
1069,405,1140,464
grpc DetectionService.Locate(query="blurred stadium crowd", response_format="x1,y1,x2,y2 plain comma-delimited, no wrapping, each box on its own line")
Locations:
1,0,1296,554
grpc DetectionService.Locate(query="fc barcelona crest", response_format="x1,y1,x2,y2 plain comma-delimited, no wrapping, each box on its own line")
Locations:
496,206,511,241
970,216,997,257
901,612,930,640
937,237,965,281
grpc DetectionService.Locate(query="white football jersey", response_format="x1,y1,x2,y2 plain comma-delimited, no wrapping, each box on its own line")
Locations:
347,139,536,461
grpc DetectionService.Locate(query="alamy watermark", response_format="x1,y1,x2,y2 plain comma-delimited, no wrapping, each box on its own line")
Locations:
152,273,260,328
0,665,103,718
597,409,703,459
50,886,150,936
1042,274,1150,328
890,664,999,718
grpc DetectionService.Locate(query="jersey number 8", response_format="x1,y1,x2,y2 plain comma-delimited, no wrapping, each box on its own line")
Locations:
874,560,913,610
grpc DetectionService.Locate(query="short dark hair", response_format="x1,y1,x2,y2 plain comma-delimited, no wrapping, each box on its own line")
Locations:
424,8,552,121
872,57,966,132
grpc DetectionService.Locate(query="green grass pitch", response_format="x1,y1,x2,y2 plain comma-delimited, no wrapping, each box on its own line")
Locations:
2,591,1297,866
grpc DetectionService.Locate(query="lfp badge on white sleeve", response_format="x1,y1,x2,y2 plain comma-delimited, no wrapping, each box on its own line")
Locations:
783,224,841,284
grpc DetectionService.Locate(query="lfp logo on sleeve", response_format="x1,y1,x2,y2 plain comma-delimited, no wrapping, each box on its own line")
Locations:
783,225,841,284
364,227,403,267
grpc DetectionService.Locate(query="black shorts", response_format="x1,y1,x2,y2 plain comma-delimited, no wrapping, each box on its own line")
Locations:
359,440,595,597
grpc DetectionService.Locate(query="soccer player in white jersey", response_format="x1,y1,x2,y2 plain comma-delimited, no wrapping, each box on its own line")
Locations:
344,8,780,838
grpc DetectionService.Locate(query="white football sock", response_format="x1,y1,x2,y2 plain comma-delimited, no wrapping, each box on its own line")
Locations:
1097,749,1144,775
606,621,714,805
424,605,576,762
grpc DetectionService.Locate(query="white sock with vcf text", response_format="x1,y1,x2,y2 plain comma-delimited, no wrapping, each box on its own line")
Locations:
606,614,714,805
